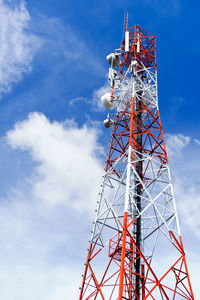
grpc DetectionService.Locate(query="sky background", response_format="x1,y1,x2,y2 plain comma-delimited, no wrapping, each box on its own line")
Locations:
0,0,199,299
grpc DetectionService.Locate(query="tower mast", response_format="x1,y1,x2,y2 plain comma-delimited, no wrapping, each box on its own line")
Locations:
79,15,194,300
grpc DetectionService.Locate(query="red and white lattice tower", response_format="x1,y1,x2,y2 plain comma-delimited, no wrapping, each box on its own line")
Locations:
79,12,194,300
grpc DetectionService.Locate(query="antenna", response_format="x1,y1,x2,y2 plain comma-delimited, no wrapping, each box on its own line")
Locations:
125,9,129,31
122,9,129,43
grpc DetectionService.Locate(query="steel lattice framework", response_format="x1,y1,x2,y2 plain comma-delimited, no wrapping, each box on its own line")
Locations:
79,19,194,300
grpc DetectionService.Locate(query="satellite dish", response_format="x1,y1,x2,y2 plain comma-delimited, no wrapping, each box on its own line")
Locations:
106,53,119,68
103,115,114,128
101,93,115,110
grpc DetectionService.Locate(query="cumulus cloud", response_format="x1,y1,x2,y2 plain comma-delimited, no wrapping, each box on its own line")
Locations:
7,112,103,211
0,0,41,96
165,133,190,158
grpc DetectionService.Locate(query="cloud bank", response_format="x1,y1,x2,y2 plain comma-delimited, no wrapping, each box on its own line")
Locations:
0,117,199,298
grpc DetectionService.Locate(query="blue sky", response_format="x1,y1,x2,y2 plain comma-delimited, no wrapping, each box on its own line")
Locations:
0,0,199,299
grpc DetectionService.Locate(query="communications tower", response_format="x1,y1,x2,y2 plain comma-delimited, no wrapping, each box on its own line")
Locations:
79,12,194,299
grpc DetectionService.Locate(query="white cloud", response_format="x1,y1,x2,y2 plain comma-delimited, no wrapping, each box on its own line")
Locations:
165,133,190,158
194,138,200,145
175,183,200,237
92,82,110,111
0,264,81,300
69,96,88,106
166,133,200,238
0,0,41,96
186,251,200,298
6,112,103,211
0,3,105,105
31,14,105,75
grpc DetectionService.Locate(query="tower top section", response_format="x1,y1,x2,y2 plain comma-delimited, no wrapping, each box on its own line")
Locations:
120,25,157,74
107,11,157,79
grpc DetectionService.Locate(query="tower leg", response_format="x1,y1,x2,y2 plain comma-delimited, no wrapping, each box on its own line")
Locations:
141,264,145,299
119,211,128,300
